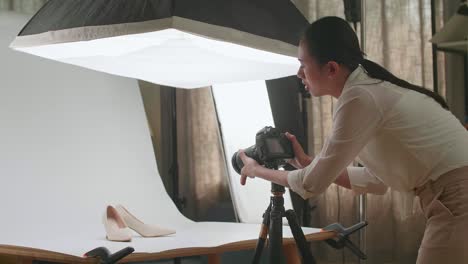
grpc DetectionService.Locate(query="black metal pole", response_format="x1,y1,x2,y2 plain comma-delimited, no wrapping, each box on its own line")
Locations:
170,88,181,264
431,0,439,94
358,1,367,262
464,54,468,123
299,80,311,227
170,88,180,209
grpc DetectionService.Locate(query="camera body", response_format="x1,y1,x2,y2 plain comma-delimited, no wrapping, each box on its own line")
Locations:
231,126,294,174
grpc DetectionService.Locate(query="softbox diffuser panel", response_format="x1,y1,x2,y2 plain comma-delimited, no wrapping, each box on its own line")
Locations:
10,0,309,88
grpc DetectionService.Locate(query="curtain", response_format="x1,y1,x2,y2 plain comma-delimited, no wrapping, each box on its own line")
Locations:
139,82,234,222
175,87,233,221
0,0,47,13
293,0,447,263
363,1,443,263
139,81,171,198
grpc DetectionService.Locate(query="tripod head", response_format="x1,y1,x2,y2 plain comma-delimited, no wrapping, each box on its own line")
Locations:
263,161,286,195
271,182,285,194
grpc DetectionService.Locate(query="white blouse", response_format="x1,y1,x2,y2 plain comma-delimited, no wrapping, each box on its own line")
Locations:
288,65,468,199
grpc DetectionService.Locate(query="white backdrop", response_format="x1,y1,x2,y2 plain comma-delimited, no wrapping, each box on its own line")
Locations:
0,9,189,246
212,82,294,224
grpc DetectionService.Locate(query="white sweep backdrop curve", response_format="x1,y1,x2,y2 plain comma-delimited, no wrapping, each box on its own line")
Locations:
212,82,294,224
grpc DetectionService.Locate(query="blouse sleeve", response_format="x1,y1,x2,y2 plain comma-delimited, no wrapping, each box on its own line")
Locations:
287,87,383,199
347,166,388,195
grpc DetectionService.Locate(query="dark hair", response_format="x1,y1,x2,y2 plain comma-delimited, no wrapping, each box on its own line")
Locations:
302,16,448,110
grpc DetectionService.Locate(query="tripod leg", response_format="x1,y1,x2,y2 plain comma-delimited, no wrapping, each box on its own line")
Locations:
269,200,283,264
285,210,316,264
283,243,301,264
269,210,283,264
252,204,271,264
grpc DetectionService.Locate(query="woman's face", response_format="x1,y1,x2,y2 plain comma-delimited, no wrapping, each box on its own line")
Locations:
297,41,331,97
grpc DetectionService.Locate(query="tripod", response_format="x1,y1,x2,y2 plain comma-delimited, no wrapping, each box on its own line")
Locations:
250,164,369,264
251,164,315,264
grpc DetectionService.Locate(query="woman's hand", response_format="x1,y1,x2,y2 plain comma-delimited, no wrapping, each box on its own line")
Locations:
239,150,260,185
285,132,312,169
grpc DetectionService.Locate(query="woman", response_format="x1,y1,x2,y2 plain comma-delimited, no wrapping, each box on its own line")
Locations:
238,16,468,263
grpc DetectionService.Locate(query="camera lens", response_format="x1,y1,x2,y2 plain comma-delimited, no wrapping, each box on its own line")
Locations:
231,151,243,175
231,145,258,175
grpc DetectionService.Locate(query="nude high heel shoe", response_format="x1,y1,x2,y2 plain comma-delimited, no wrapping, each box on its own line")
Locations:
103,205,132,242
115,205,176,237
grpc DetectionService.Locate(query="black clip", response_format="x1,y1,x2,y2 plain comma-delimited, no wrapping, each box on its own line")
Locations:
84,246,134,264
323,221,368,260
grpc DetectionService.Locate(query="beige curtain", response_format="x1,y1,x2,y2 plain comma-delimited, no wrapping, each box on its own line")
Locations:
363,1,445,263
293,0,447,263
175,87,232,221
140,82,232,222
0,0,47,13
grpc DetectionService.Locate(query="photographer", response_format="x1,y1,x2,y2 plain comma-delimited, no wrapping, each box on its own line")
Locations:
238,16,468,263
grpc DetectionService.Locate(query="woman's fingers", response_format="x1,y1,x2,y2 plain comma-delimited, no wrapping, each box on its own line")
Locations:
240,167,252,185
240,175,247,185
239,150,246,185
239,150,247,163
285,132,299,147
239,150,254,185
287,158,302,169
285,132,313,167
286,132,305,154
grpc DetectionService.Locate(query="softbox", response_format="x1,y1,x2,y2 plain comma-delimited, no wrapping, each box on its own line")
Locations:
10,0,309,88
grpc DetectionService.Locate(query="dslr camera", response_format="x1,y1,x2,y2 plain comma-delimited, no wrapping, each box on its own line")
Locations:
231,126,294,174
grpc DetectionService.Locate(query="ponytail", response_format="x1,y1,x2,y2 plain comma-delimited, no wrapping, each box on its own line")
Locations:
360,59,449,110
302,16,449,110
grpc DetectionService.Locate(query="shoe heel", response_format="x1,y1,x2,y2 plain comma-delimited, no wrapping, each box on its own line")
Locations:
103,205,132,242
115,205,176,237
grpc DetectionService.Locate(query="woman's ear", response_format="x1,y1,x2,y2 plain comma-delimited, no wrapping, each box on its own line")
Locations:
326,61,340,78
